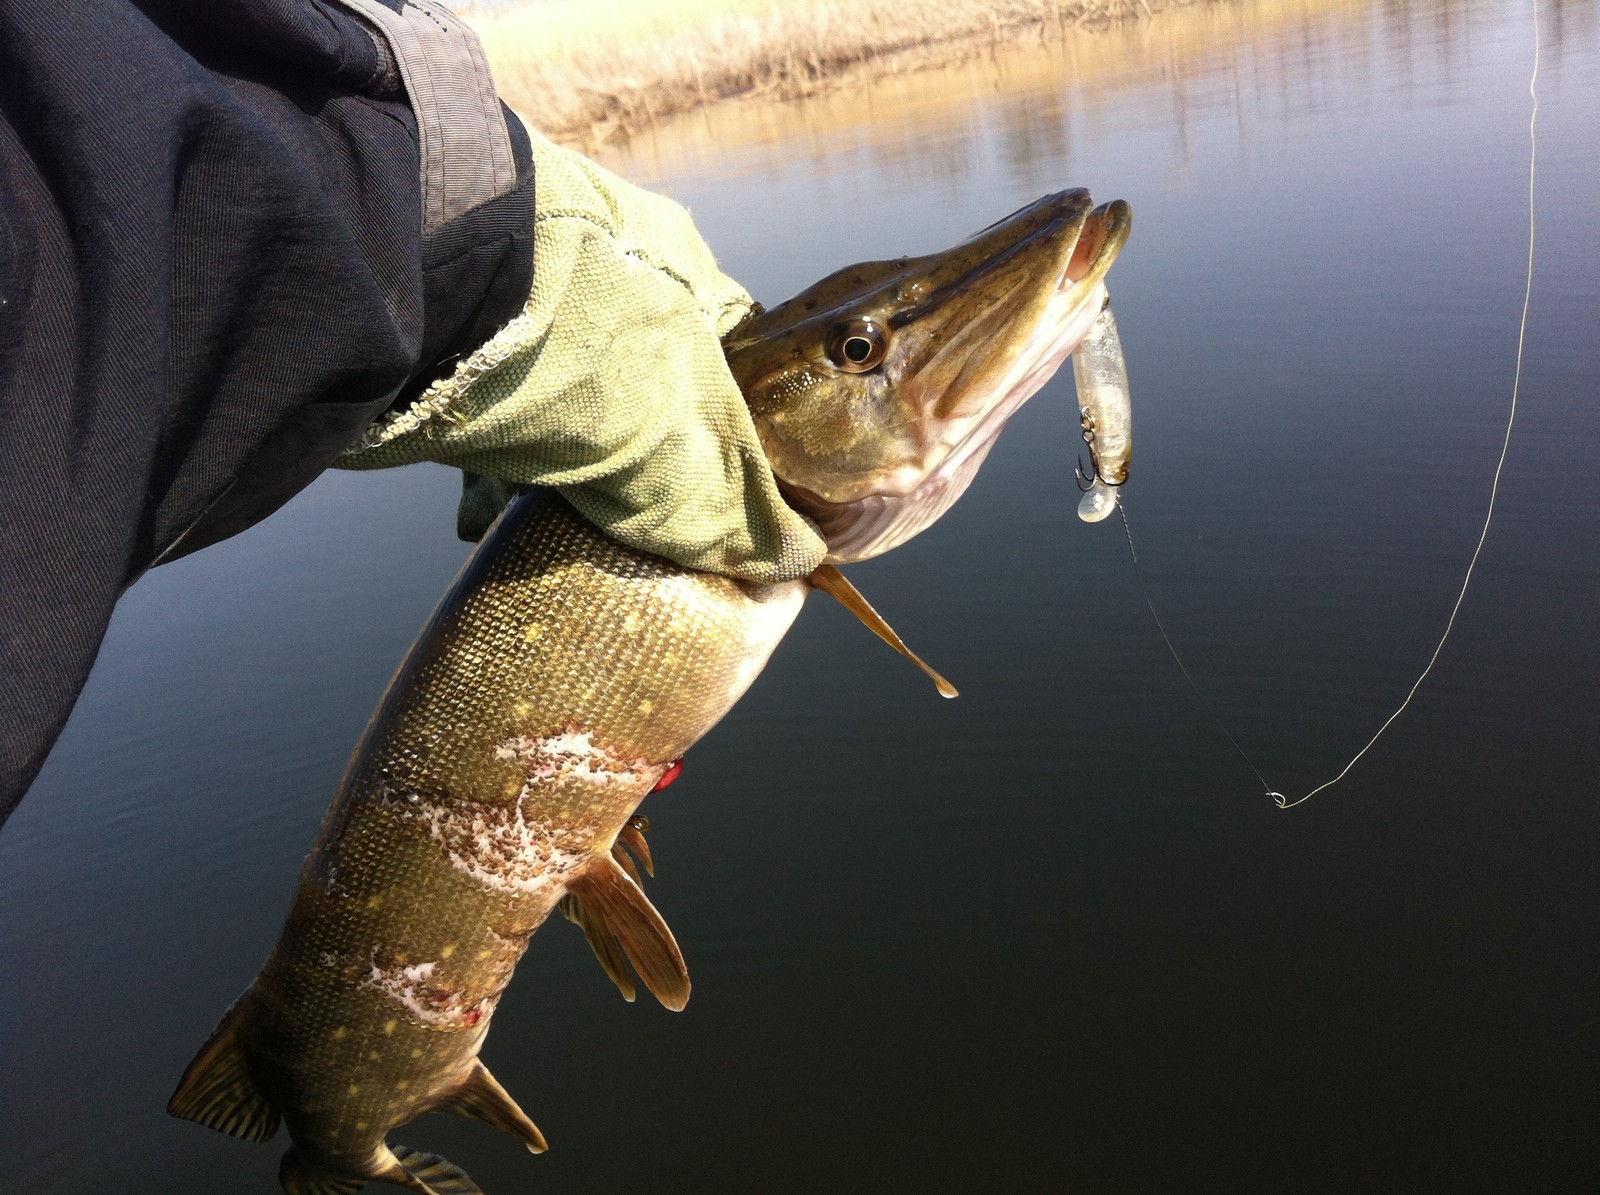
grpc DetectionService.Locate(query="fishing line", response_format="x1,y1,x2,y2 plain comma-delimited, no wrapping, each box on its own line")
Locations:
1114,502,1277,798
1111,0,1541,810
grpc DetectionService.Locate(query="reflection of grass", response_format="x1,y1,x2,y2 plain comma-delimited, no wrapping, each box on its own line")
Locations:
589,0,1380,182
464,0,1179,143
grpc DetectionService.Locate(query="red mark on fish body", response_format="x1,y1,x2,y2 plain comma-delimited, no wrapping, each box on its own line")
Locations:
650,759,683,792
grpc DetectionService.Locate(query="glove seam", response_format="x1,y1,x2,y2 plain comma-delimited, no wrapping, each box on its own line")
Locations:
535,204,730,324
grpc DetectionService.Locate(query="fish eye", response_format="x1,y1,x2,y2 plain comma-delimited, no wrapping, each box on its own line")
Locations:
827,319,888,373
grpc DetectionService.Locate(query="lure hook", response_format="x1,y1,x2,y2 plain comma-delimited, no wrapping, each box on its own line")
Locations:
1075,442,1124,492
1075,450,1098,491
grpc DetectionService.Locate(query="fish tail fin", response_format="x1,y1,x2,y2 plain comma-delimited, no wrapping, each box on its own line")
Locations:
278,1149,365,1194
167,994,281,1143
438,1059,548,1153
564,853,690,1011
376,1144,483,1194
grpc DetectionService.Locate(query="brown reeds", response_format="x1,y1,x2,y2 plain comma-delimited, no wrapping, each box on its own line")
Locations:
460,0,1188,145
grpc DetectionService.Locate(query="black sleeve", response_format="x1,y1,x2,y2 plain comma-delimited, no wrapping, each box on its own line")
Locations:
0,0,534,824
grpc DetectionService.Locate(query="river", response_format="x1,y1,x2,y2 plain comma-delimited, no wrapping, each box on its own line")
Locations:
3,0,1596,1188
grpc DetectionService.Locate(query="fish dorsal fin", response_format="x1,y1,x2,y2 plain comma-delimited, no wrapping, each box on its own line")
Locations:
807,563,958,698
167,998,280,1143
278,1150,364,1195
383,1145,483,1195
439,1060,547,1154
564,853,691,1011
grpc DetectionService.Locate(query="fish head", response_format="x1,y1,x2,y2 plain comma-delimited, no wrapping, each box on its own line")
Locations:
725,191,1131,562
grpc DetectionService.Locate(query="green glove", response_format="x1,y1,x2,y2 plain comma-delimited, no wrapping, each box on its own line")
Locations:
336,122,826,585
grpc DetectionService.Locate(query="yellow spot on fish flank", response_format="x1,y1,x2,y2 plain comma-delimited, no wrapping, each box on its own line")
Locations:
396,1079,410,1090
368,1051,382,1061
638,699,654,714
356,1120,369,1131
332,1026,349,1041
523,624,544,642
476,948,492,960
366,895,383,910
411,1048,424,1058
622,612,641,632
440,943,456,959
347,1084,361,1096
384,1019,398,1036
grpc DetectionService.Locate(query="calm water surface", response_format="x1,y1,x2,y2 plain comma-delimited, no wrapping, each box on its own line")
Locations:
4,1,1597,1189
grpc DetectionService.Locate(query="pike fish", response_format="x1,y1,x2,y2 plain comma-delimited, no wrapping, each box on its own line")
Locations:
169,190,1131,1194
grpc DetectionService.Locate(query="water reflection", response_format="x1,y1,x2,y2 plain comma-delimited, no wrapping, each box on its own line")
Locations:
603,0,1595,193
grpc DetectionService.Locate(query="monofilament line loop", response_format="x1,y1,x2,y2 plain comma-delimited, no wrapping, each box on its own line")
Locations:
1114,0,1540,810
1275,0,1539,809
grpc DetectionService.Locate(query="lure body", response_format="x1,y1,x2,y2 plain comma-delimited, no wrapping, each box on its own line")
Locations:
1073,302,1133,522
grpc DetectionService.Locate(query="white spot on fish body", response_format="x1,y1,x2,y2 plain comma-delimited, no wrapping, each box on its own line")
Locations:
361,957,495,1030
386,726,651,896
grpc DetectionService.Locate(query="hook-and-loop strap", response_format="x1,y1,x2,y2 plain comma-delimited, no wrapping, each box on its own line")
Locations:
329,0,517,231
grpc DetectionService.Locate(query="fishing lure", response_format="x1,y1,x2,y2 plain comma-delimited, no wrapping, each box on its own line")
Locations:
1073,299,1131,522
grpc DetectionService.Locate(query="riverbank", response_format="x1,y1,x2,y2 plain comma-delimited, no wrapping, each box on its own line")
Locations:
463,0,1201,146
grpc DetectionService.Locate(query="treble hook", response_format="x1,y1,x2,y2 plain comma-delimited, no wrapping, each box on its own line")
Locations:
1075,450,1099,492
1075,438,1124,492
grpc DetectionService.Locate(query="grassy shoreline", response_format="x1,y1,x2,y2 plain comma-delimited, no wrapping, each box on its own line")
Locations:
462,0,1207,146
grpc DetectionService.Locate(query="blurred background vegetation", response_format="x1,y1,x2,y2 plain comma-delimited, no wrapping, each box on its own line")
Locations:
457,0,1218,143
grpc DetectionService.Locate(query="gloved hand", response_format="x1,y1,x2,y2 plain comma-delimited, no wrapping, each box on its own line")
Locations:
336,123,826,586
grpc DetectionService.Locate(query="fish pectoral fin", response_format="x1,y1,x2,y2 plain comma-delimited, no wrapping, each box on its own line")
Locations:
278,1150,364,1194
565,854,691,1012
167,997,280,1143
610,814,655,884
379,1144,483,1195
439,1060,548,1154
560,891,637,1003
610,841,643,885
807,563,959,698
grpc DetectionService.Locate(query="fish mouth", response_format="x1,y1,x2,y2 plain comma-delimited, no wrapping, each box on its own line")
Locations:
793,195,1131,562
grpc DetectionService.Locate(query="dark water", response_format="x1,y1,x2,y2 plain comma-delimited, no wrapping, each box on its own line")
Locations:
5,1,1598,1189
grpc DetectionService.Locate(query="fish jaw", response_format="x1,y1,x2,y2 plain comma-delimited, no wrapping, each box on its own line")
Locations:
804,277,1113,561
727,193,1131,561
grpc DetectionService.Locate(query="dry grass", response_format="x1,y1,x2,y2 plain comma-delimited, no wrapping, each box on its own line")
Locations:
460,0,1186,144
578,0,1377,187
